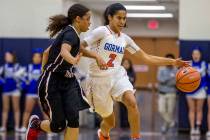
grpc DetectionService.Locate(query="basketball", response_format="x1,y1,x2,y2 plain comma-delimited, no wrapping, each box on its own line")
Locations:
176,67,201,93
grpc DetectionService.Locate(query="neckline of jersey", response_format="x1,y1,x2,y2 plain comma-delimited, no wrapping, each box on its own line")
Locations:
106,25,121,37
69,25,80,38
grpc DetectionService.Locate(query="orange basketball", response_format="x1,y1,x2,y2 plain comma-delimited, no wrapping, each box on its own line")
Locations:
176,67,201,93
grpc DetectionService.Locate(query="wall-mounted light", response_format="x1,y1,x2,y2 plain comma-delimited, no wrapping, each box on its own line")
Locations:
125,5,165,10
127,13,173,18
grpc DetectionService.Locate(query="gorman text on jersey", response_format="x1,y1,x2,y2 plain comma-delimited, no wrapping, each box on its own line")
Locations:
104,43,124,54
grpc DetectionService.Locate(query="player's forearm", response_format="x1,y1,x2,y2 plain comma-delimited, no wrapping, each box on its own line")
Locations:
42,47,50,71
147,55,175,66
80,42,100,59
134,51,175,66
61,51,77,65
80,46,98,59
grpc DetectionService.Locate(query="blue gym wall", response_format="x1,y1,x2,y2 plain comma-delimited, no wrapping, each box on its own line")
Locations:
0,38,53,65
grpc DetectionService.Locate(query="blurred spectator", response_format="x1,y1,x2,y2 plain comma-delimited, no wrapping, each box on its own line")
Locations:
186,49,206,135
119,58,136,128
157,54,177,133
0,51,22,132
206,62,210,137
122,58,136,85
19,49,46,133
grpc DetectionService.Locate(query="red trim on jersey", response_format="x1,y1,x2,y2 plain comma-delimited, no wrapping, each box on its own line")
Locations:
96,40,101,52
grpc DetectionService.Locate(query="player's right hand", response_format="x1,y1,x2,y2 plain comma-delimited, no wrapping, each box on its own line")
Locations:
96,56,108,70
74,53,83,64
173,58,190,67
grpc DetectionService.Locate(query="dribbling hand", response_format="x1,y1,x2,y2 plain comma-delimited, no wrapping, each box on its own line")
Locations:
174,58,190,67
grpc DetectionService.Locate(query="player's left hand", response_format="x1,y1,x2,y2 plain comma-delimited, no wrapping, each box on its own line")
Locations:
174,58,190,67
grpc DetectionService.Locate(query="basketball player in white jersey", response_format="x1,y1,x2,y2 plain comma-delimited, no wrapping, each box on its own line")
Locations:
80,3,189,140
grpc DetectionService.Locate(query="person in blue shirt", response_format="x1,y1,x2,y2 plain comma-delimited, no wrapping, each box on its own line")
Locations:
206,62,210,137
0,51,22,132
19,49,48,133
186,49,207,135
157,54,177,133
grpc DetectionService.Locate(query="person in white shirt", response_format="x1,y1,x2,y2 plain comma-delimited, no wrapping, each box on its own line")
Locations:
80,3,189,140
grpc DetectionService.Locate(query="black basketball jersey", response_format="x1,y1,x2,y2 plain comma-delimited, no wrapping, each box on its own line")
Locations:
44,25,80,74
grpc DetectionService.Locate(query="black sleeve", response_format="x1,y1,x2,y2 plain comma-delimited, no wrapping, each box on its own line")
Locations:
62,31,77,47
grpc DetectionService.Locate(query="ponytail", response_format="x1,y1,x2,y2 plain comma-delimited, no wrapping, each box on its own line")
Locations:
46,15,70,38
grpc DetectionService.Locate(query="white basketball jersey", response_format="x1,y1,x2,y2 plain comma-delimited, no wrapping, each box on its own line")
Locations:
84,26,140,76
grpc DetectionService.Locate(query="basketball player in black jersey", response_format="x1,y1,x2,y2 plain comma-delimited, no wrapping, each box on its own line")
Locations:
26,4,107,140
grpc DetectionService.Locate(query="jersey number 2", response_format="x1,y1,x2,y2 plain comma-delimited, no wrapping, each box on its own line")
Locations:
107,53,117,67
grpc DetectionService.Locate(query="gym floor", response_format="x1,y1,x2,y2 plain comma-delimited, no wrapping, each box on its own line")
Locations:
0,90,207,140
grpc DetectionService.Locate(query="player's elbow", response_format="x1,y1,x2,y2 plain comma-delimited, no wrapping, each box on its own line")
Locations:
43,46,50,55
60,50,64,58
43,50,48,57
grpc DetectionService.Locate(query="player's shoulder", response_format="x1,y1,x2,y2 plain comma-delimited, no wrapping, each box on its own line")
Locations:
94,26,109,33
62,26,77,36
121,32,132,41
61,25,71,33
